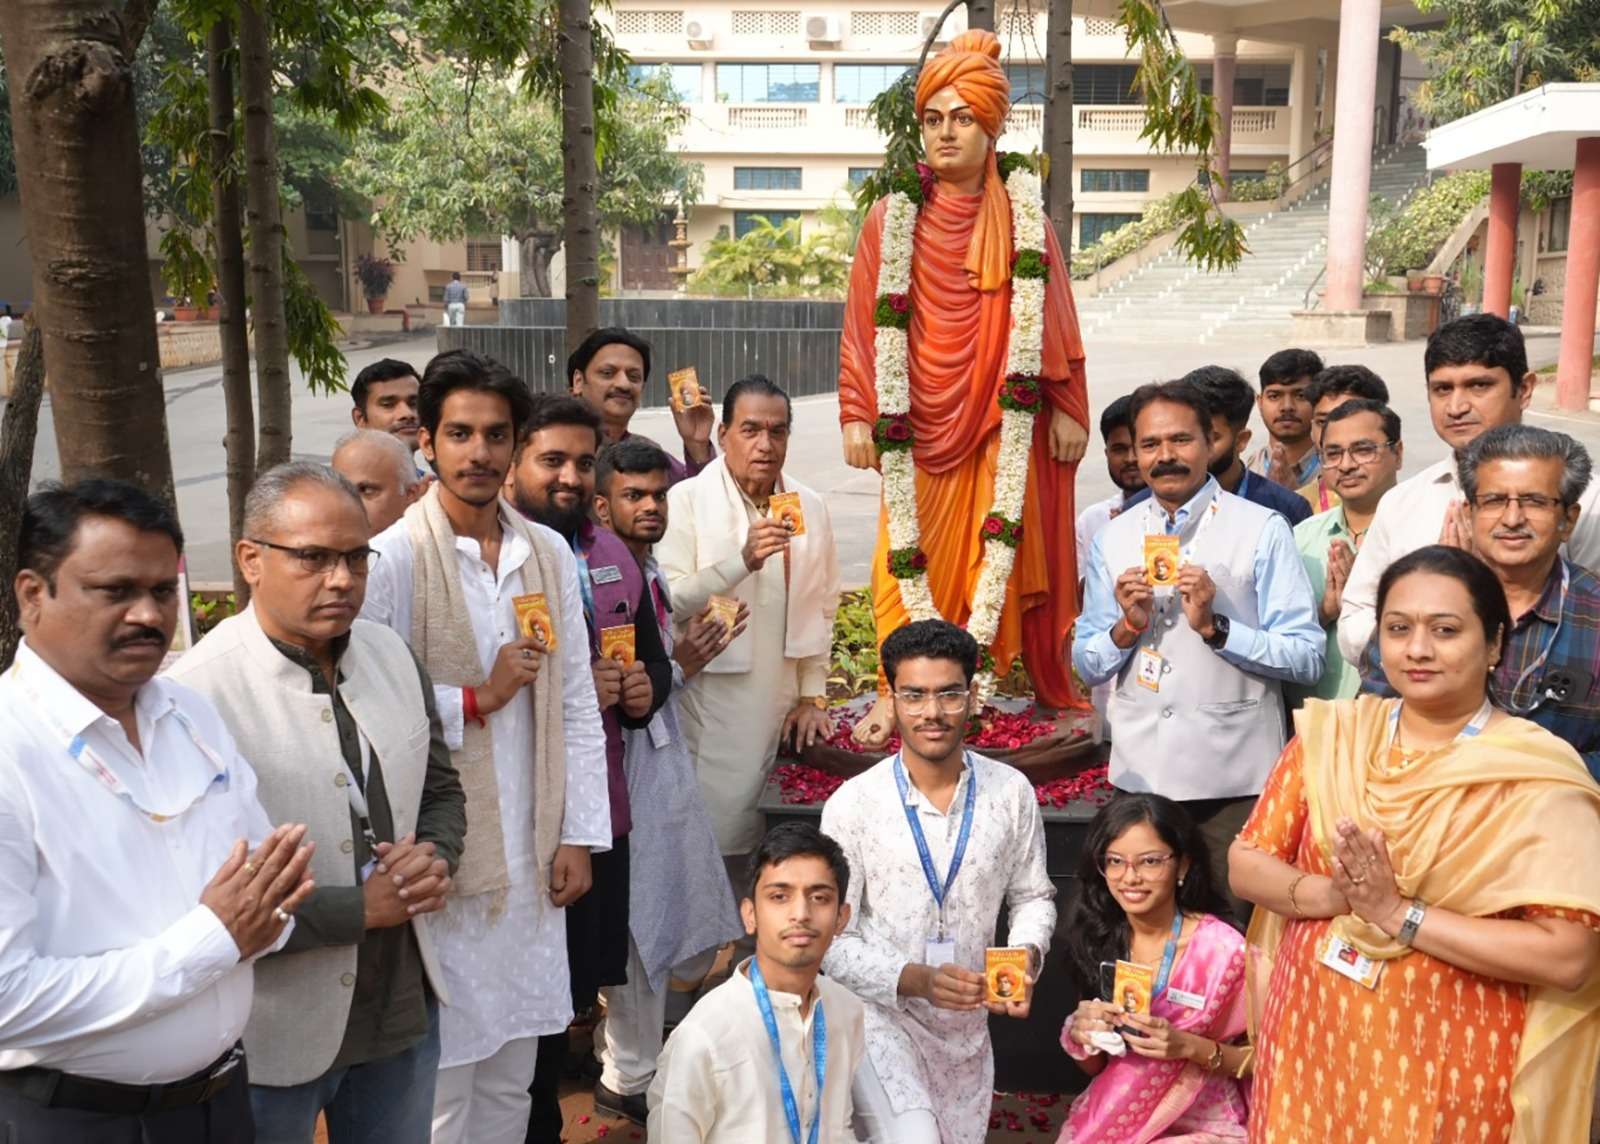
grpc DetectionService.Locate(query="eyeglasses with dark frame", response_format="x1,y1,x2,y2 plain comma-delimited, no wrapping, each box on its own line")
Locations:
1469,492,1566,518
246,538,380,577
891,687,972,714
1319,440,1396,467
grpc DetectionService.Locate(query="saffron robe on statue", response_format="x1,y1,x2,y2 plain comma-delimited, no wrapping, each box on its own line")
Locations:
838,186,1090,707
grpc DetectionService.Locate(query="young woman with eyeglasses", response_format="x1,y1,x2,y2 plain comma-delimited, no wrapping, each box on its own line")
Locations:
1057,793,1251,1142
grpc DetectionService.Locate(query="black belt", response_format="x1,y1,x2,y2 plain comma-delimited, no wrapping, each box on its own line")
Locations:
0,1043,243,1116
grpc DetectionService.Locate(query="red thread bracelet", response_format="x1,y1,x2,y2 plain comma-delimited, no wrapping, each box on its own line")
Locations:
463,687,486,727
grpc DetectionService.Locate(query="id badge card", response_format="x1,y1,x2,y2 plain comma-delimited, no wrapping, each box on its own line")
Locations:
1137,647,1164,692
925,937,957,966
1167,987,1205,1011
1318,932,1384,990
358,857,378,884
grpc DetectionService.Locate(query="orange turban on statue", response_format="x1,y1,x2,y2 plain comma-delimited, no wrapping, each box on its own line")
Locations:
914,29,1013,292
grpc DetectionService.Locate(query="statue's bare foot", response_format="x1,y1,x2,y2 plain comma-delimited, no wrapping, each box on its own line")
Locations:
850,694,896,749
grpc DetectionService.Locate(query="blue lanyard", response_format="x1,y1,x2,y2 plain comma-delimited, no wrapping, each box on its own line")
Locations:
570,538,596,630
749,959,826,1144
893,753,976,934
1384,696,1493,750
1152,910,1184,998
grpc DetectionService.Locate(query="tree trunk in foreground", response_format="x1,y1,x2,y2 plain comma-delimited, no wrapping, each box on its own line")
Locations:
239,0,291,470
0,0,175,502
1043,0,1074,257
556,0,601,354
0,320,46,669
209,14,255,604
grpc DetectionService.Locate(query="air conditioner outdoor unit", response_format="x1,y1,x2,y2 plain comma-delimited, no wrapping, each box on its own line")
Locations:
685,19,715,48
804,13,842,43
920,7,966,45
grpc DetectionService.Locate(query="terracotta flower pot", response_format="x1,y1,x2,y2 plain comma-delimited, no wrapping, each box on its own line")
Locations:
173,306,199,322
1405,270,1426,293
1422,274,1445,296
366,296,387,314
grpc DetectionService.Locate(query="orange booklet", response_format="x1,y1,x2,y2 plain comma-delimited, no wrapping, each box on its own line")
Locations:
1113,959,1155,1017
513,593,557,649
668,366,701,411
1143,535,1180,587
599,624,636,666
706,594,740,635
985,947,1030,1005
770,491,805,536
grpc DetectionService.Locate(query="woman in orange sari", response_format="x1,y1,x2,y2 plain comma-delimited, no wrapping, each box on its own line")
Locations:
1230,545,1600,1144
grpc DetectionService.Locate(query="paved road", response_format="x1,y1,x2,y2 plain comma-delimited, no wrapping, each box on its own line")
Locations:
19,327,1600,584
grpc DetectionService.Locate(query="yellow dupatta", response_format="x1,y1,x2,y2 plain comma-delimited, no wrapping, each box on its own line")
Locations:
1249,695,1600,1144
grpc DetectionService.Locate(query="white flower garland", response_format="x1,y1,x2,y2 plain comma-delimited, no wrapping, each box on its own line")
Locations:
871,164,1051,701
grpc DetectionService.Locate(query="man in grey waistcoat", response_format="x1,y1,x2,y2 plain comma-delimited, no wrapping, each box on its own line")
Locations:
1072,379,1323,922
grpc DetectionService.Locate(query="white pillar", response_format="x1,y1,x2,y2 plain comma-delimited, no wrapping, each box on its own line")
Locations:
1323,0,1381,313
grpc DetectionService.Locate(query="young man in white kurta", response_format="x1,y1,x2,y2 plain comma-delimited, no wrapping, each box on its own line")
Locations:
821,621,1056,1144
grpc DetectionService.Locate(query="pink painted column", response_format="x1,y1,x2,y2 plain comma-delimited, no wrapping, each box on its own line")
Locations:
1556,137,1600,412
1323,0,1381,313
1482,162,1522,318
1213,35,1237,200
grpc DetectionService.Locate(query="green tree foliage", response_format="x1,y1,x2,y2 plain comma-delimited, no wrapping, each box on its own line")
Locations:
688,213,852,299
347,66,699,296
1393,0,1600,123
1365,171,1492,277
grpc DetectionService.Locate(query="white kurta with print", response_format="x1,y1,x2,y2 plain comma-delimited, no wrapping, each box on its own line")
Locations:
820,753,1056,1144
363,512,611,1068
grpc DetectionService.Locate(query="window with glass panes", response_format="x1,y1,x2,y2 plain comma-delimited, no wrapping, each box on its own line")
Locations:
734,167,802,191
1080,169,1150,193
848,167,880,188
1198,62,1291,106
733,210,802,238
834,64,909,104
627,63,702,102
716,63,820,103
1079,212,1141,246
1074,64,1142,105
1005,64,1045,105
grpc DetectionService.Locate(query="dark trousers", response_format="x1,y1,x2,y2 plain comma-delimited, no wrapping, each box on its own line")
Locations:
1182,794,1259,929
0,1057,252,1144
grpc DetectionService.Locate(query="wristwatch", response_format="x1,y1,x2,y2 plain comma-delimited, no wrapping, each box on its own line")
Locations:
1397,899,1427,946
1202,613,1231,650
800,695,828,710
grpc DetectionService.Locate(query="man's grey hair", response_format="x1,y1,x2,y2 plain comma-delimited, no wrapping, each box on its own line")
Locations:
242,462,365,537
1459,424,1593,506
332,428,419,491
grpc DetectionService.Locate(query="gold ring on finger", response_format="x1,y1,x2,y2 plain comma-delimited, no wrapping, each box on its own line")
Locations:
243,861,257,875
522,649,533,660
273,907,291,923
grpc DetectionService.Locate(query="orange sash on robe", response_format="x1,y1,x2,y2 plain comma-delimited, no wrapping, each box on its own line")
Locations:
838,187,1090,707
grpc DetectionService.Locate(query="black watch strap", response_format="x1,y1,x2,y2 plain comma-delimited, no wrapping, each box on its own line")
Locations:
1204,613,1230,649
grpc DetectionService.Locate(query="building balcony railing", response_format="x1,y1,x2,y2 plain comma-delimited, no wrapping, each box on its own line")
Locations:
726,104,810,130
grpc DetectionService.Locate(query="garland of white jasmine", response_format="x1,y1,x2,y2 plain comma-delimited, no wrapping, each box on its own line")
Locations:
871,154,1052,700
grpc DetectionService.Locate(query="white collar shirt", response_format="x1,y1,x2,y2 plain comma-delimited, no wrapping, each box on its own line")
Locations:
0,641,281,1083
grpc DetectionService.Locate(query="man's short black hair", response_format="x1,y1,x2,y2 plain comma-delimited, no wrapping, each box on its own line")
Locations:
1099,393,1135,442
351,358,421,413
19,479,184,590
1127,379,1212,438
566,326,653,385
880,619,980,689
596,438,673,494
1307,364,1390,407
418,349,533,437
1258,348,1324,392
1182,365,1253,431
722,374,792,426
1424,313,1530,387
744,821,851,902
516,393,603,455
1322,397,1402,446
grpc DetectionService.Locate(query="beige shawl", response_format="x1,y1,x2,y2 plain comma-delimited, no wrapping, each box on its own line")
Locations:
403,486,567,911
1249,695,1600,1144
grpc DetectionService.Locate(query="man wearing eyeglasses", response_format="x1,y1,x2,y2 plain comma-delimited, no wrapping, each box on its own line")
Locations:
169,463,466,1143
821,620,1055,1144
1288,398,1404,706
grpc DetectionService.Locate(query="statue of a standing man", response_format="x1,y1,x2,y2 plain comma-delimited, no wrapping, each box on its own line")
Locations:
839,30,1090,745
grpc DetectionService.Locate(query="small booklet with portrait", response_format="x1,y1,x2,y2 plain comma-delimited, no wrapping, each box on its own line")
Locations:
599,624,636,666
769,491,805,536
668,366,701,411
706,594,740,635
1143,535,1180,588
513,593,557,650
1113,959,1155,1017
985,947,1030,1005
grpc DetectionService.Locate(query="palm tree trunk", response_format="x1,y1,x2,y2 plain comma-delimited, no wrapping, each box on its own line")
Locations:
239,0,291,470
0,0,175,503
556,0,601,353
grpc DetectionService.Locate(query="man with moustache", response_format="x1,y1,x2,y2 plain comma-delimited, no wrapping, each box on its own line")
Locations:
1289,399,1404,705
822,620,1055,1144
502,395,672,1136
351,359,423,451
169,464,465,1143
567,327,714,484
332,429,426,535
657,376,839,886
586,439,745,1121
647,822,866,1143
1072,380,1322,920
0,480,314,1142
360,350,611,1144
1295,365,1391,513
1247,348,1323,489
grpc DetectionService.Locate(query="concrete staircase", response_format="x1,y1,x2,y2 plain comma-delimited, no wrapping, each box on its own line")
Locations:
1075,142,1432,345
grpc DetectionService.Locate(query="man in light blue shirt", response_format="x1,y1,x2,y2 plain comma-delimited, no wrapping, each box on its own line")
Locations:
1071,379,1322,920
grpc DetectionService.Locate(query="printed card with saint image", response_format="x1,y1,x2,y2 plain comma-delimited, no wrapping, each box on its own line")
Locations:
1143,535,1180,588
706,594,740,636
985,947,1030,1005
513,592,557,650
769,491,806,536
1113,959,1155,1017
668,366,701,411
600,624,636,666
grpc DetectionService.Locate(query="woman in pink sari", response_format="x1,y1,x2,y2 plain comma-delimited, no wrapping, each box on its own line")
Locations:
1058,794,1250,1142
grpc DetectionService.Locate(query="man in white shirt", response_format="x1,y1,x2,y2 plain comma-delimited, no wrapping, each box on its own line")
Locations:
647,821,866,1143
1338,314,1600,666
822,620,1056,1144
332,428,425,535
359,350,611,1144
0,479,314,1142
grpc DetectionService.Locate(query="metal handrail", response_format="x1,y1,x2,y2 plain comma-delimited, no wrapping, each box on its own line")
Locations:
1303,263,1326,312
1280,135,1335,199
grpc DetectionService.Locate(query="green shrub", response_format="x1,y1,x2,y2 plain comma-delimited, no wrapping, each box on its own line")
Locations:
1365,171,1490,277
